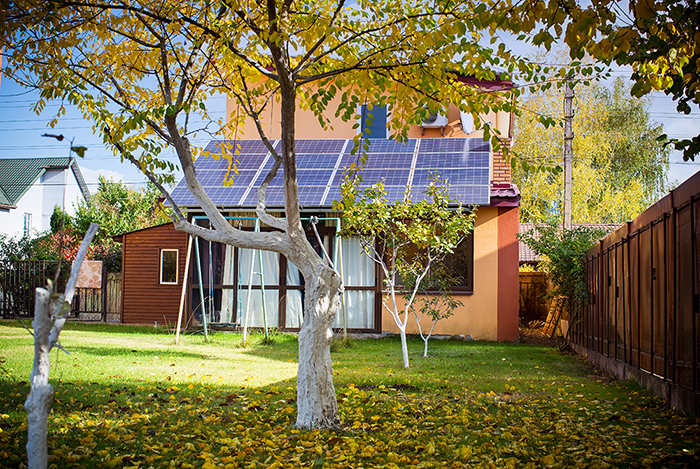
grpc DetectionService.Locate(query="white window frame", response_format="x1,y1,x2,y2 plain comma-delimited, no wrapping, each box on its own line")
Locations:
23,213,32,237
160,249,179,285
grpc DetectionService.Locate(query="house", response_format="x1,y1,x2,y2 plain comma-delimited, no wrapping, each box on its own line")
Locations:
0,157,90,237
117,76,521,341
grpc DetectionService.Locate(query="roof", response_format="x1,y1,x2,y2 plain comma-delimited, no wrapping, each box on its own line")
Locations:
112,222,174,243
171,138,498,210
490,183,520,207
519,222,623,263
0,157,90,206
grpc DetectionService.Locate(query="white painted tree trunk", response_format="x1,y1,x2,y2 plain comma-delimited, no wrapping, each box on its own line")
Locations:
25,289,52,469
399,327,409,368
295,266,343,430
24,223,98,469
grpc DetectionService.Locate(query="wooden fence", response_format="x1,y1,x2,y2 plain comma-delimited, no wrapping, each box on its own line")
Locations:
573,171,700,415
0,261,121,322
519,272,550,322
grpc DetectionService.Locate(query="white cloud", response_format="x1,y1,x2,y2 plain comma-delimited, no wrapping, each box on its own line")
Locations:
79,166,129,189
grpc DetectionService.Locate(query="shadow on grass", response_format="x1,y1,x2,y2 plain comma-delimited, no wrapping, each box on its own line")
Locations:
67,345,214,361
0,319,175,336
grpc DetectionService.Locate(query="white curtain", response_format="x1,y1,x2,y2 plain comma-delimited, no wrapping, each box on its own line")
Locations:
237,248,280,328
285,235,333,328
219,245,236,324
286,262,304,328
333,236,375,329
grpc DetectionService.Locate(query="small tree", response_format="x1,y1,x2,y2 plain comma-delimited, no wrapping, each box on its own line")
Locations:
406,266,464,357
518,221,605,324
338,175,475,368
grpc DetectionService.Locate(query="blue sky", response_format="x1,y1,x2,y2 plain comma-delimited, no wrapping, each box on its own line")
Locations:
1,67,699,194
0,74,227,192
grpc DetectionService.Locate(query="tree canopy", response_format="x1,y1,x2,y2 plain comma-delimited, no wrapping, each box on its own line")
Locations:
72,177,170,241
550,0,700,160
513,76,670,224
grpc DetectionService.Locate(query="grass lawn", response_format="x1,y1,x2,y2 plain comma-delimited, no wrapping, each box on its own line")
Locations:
0,321,698,468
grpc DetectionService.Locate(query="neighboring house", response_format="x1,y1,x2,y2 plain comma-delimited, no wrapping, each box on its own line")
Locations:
0,157,90,238
118,76,522,340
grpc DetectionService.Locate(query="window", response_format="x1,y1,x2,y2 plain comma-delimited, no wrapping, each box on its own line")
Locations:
393,233,474,294
359,104,388,139
160,249,179,284
23,213,32,238
440,234,474,293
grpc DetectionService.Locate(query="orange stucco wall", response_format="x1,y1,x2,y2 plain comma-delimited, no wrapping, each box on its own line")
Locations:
380,206,519,341
226,93,511,141
497,206,520,340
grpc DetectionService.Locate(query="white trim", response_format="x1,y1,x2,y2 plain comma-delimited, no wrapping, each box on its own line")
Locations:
160,248,179,285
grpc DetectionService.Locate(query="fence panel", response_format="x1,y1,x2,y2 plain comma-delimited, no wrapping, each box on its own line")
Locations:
0,260,121,322
576,174,700,415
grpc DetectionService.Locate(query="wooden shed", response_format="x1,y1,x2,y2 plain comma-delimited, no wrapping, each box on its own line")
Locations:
113,223,188,325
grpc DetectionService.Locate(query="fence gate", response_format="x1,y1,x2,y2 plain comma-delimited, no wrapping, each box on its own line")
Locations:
1,260,121,322
519,271,550,322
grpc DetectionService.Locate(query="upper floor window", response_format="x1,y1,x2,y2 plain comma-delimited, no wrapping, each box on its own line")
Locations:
23,213,32,238
160,249,179,284
359,104,387,139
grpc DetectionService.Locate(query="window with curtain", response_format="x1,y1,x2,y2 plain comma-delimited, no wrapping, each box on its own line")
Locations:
188,221,378,330
236,248,280,328
335,236,375,329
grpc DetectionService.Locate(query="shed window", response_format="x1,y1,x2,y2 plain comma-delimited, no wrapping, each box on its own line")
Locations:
160,249,178,284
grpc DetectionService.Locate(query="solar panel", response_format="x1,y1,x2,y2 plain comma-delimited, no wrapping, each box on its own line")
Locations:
170,137,492,208
344,138,416,154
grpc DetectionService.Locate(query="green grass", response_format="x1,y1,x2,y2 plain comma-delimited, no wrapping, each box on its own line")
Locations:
0,320,698,468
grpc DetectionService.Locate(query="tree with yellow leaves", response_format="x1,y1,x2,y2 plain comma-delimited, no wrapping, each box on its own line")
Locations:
0,0,613,442
513,76,670,224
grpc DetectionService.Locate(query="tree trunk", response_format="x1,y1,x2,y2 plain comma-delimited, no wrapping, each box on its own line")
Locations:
25,288,53,469
400,328,409,368
295,265,343,429
423,338,428,358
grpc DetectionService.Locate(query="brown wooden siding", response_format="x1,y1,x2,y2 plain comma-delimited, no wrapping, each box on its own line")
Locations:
120,223,188,325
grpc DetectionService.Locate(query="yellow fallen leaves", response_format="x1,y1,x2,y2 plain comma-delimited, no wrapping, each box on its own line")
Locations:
1,371,700,468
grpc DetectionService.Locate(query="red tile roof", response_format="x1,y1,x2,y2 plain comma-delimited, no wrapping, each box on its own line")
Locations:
519,222,623,263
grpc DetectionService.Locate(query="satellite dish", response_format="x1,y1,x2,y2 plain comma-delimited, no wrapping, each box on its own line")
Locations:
460,110,474,134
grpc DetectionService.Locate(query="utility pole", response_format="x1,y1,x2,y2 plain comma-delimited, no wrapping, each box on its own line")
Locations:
563,74,574,230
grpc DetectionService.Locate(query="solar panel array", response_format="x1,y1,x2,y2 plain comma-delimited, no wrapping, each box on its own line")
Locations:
170,138,491,208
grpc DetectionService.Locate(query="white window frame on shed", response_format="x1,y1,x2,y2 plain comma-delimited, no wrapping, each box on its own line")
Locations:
160,249,179,285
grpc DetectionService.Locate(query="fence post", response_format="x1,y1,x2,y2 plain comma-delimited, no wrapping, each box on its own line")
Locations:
691,195,698,393
101,264,108,323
